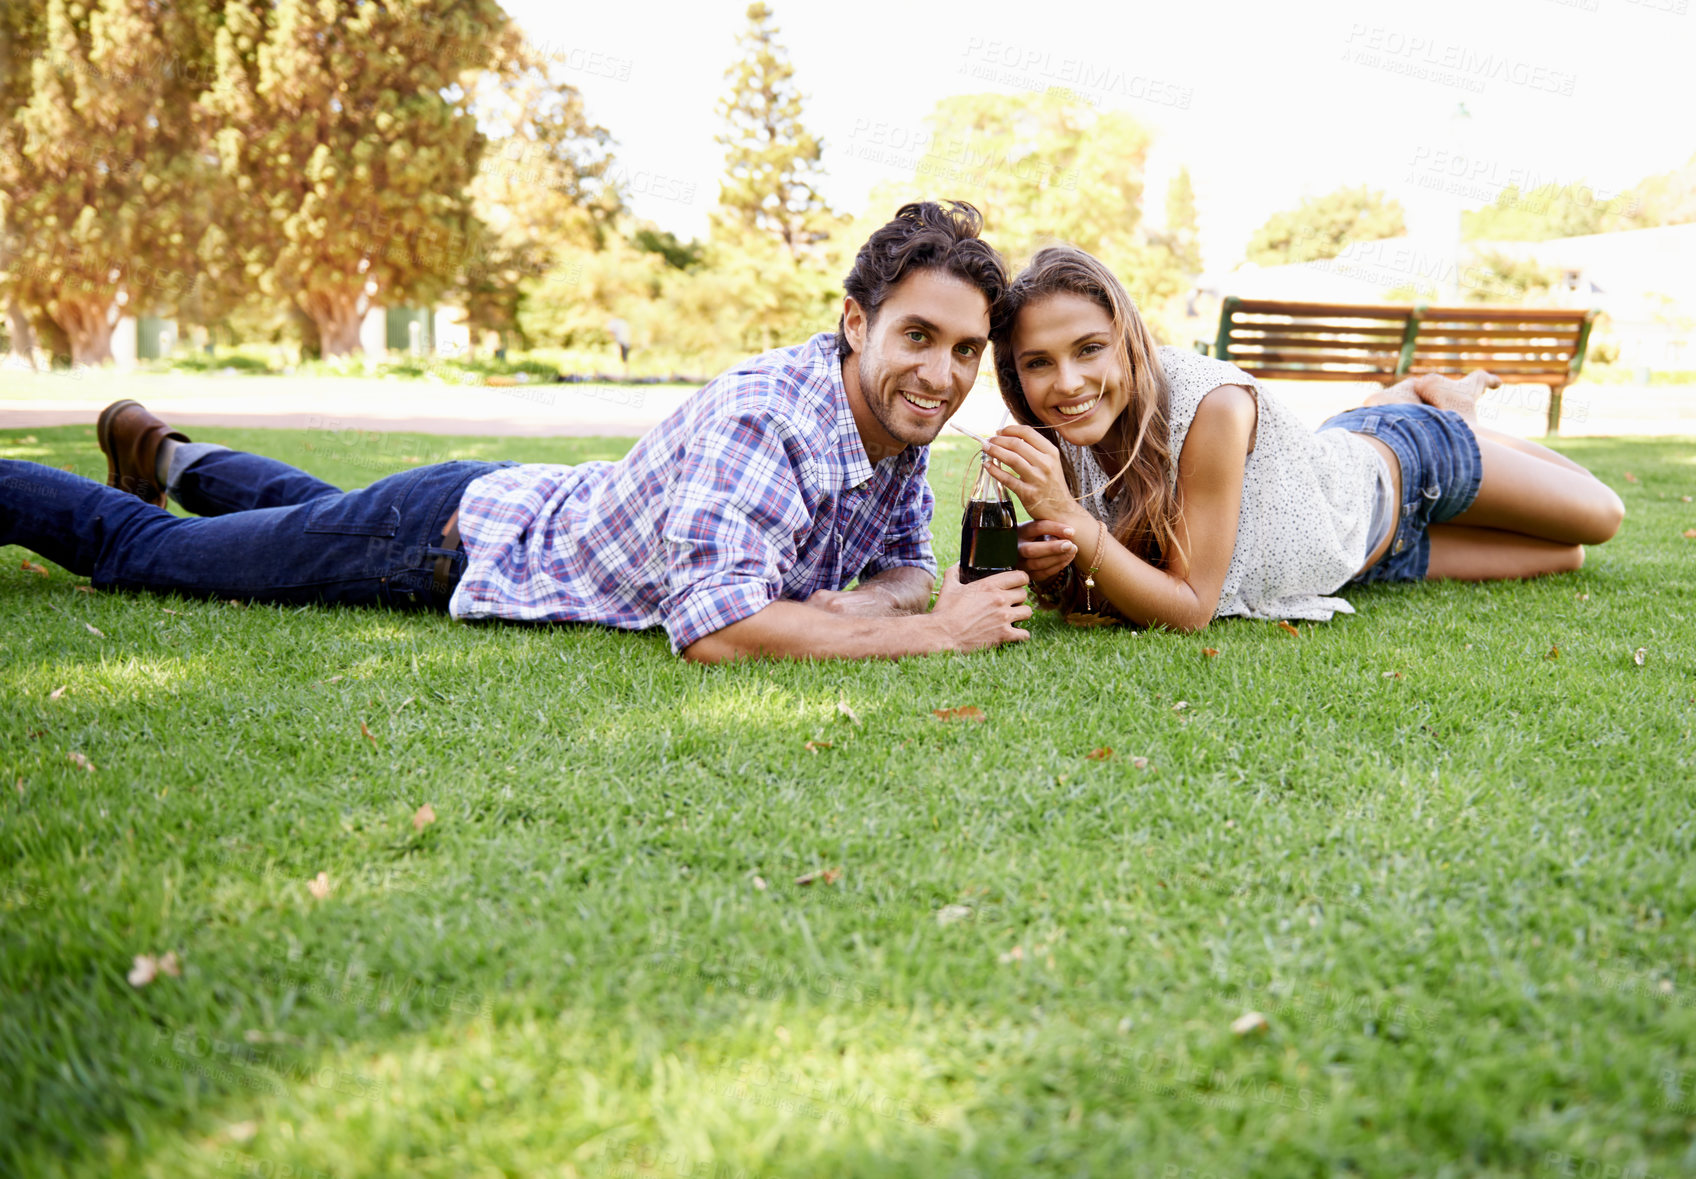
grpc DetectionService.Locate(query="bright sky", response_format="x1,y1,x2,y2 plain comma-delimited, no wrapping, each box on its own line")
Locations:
508,0,1693,272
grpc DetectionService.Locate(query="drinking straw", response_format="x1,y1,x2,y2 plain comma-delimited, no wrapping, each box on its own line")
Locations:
946,421,994,448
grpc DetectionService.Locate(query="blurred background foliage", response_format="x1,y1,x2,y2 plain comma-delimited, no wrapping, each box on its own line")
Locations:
1,1,1691,375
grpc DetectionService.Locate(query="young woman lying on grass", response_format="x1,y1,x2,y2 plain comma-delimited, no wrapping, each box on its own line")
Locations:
985,246,1625,631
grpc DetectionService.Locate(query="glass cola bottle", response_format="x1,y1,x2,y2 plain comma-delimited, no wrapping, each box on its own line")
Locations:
959,454,1019,583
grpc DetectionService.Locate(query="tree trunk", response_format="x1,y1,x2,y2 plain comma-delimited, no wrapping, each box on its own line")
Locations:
33,310,72,369
288,304,322,361
4,299,37,369
52,297,118,366
300,288,365,358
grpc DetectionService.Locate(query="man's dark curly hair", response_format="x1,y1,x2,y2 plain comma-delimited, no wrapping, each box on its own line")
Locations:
835,201,1008,360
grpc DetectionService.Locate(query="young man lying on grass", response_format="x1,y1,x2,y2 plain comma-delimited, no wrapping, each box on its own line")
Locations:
0,203,1046,662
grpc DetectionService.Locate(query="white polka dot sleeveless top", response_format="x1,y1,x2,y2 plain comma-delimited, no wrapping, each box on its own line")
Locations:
1060,347,1380,622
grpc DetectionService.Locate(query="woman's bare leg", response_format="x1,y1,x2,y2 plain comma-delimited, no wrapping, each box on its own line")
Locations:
1426,523,1584,580
1353,370,1621,579
1365,371,1599,476
1471,424,1597,477
1446,435,1624,545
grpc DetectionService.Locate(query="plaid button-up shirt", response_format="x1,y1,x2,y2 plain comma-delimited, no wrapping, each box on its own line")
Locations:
448,334,937,653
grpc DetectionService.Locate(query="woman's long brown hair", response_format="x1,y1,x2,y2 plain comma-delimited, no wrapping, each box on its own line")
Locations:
990,246,1183,619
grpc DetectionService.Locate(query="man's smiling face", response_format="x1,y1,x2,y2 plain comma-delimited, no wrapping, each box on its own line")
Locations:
841,268,992,459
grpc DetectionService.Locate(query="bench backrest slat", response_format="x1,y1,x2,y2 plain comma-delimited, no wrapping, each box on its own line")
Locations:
1209,297,1598,433
1412,308,1585,379
1217,297,1415,379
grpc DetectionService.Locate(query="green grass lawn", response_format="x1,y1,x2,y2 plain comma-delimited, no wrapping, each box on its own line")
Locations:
3,424,1694,1178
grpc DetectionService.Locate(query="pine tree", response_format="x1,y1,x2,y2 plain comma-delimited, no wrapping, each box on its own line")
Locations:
713,3,834,259
205,0,508,356
1163,167,1203,278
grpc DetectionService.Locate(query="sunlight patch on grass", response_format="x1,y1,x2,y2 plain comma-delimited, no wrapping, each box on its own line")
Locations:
14,653,201,706
124,1007,959,1179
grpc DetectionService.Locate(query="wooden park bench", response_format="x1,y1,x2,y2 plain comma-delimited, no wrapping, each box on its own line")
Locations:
1198,297,1598,434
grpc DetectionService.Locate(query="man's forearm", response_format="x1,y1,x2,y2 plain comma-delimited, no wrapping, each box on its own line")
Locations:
854,565,936,614
682,600,951,663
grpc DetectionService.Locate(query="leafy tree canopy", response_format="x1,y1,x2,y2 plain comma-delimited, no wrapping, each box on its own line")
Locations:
1245,185,1407,267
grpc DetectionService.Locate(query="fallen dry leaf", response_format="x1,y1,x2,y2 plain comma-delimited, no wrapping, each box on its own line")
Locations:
1684,530,1696,540
20,559,47,576
1382,671,1403,680
794,866,842,887
1132,757,1149,770
158,951,181,977
1546,645,1560,661
1684,496,1693,503
359,721,378,748
933,706,987,723
752,875,767,891
1087,748,1113,761
1201,647,1219,658
1171,701,1188,712
226,1122,258,1144
803,740,832,753
161,608,181,615
84,623,104,638
307,871,332,900
1231,1010,1270,1036
1633,648,1647,666
1624,471,1639,483
997,945,1025,965
226,598,247,608
67,751,95,772
412,802,436,832
836,699,861,726
936,904,973,926
320,674,344,684
1277,620,1300,637
127,955,158,988
74,585,96,594
49,685,67,700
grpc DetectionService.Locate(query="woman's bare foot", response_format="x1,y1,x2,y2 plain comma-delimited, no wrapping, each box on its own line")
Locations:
1362,381,1421,408
1409,370,1501,425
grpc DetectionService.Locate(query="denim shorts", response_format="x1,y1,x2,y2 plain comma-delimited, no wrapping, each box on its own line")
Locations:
1318,405,1483,583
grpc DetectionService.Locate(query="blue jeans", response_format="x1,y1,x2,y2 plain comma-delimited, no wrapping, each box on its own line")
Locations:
0,450,507,608
1318,405,1484,583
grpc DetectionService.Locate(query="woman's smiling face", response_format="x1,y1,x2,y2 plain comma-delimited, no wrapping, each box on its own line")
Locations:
1008,291,1128,448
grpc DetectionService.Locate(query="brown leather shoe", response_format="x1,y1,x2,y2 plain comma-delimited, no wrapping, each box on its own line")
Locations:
96,400,190,509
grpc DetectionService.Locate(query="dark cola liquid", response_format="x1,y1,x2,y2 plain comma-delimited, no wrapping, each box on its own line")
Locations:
960,499,1019,582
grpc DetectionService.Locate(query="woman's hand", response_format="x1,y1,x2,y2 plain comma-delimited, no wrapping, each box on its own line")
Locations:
982,425,1081,524
1017,519,1076,585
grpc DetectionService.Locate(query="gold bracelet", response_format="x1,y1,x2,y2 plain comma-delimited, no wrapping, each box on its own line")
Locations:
1082,519,1106,610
